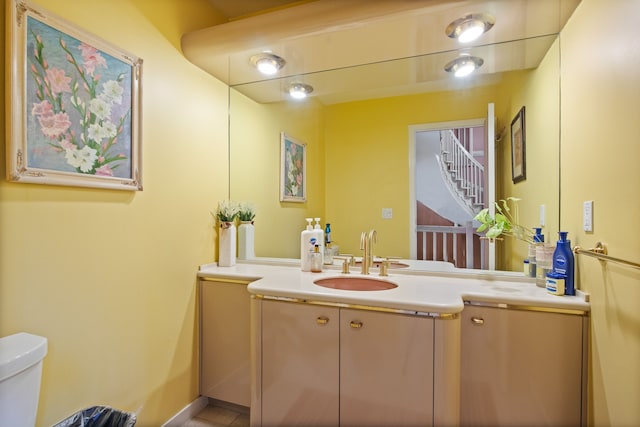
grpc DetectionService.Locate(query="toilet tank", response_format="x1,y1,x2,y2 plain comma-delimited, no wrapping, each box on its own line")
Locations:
0,333,48,427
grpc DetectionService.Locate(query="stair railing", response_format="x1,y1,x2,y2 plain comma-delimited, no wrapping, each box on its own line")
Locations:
440,129,485,210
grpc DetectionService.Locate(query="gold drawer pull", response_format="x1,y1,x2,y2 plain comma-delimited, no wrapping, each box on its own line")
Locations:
350,320,363,329
316,316,330,325
471,317,484,325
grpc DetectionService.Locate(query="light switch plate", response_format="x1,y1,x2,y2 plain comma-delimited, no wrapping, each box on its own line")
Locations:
583,200,593,232
382,208,393,219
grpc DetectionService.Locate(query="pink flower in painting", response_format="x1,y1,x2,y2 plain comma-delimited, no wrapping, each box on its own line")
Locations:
95,164,114,176
45,67,72,95
78,42,107,76
96,165,113,176
38,112,71,139
31,100,53,116
59,135,75,150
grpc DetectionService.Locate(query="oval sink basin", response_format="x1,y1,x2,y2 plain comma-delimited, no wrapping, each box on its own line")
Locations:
314,277,398,291
354,260,409,269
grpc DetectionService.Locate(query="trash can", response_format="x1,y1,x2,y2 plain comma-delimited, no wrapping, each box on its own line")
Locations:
53,406,136,427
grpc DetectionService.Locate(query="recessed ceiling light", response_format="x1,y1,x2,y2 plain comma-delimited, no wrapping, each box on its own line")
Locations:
445,13,495,43
250,52,286,75
444,55,484,77
288,83,313,99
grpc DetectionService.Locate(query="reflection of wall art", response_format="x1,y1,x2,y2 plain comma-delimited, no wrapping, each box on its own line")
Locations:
280,132,306,202
7,0,143,190
510,106,526,183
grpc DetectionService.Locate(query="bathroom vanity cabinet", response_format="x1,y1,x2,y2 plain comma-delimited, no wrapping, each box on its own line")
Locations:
252,298,460,427
460,303,588,427
198,262,589,427
199,279,251,407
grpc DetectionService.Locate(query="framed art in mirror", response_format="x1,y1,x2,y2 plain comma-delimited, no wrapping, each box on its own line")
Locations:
6,0,143,190
280,132,306,202
511,106,526,184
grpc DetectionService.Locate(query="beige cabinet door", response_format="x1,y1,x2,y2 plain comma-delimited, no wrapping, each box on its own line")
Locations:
340,308,435,427
461,305,586,427
200,280,251,406
261,300,340,427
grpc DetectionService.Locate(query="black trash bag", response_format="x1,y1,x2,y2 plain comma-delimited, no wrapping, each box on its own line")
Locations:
53,406,136,427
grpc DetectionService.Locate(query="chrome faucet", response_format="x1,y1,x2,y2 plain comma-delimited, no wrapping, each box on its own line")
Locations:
360,229,377,274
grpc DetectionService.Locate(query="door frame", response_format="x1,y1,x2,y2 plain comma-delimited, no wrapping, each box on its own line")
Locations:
408,114,493,264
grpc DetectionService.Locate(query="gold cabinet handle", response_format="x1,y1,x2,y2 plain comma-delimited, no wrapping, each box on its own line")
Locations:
471,317,484,325
316,316,330,325
350,320,363,329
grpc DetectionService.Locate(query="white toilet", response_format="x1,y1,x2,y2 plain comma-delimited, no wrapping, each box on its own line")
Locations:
0,332,48,427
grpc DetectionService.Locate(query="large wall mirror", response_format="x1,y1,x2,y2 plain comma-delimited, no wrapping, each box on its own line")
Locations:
183,0,579,273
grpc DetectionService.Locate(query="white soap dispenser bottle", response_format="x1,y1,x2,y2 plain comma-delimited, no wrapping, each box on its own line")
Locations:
313,217,325,265
301,218,314,271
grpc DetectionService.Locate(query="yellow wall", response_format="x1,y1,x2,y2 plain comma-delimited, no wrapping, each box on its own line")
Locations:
496,40,561,271
324,59,560,260
229,89,325,259
561,1,640,425
0,0,228,425
324,88,496,256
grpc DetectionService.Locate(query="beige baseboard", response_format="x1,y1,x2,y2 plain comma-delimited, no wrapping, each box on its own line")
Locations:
161,395,208,427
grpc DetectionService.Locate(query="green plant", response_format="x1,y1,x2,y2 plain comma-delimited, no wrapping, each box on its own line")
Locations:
238,202,256,222
474,197,535,243
213,200,239,223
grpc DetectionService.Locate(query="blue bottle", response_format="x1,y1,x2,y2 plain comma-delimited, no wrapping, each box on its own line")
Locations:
533,228,544,243
552,231,575,295
325,223,331,245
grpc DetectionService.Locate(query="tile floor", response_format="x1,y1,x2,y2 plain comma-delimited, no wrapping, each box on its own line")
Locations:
180,404,249,427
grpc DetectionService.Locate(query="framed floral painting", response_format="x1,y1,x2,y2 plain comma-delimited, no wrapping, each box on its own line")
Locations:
6,0,143,190
280,132,306,202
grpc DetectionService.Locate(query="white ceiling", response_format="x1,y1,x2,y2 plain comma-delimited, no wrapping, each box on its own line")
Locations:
189,0,581,104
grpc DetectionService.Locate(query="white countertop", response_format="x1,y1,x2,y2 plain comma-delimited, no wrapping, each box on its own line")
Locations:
198,258,590,314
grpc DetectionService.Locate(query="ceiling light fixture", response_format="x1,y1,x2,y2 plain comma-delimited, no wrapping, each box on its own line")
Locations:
445,13,495,43
288,83,313,99
444,55,484,77
250,52,286,75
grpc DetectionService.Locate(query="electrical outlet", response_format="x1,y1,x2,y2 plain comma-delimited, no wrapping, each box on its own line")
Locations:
539,204,545,227
382,208,393,219
583,201,593,232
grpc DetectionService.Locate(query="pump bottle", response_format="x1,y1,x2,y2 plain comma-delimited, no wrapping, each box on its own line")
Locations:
528,227,544,279
300,218,315,271
312,218,325,265
311,245,323,272
552,231,575,295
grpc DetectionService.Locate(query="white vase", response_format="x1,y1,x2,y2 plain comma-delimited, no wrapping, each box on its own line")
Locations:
238,221,255,260
218,222,236,267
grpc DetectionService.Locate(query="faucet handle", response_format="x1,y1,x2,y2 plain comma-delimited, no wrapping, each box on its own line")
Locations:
334,255,354,274
378,256,400,276
379,260,390,276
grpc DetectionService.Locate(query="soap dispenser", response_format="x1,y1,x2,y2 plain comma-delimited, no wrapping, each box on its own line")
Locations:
311,245,323,272
300,218,315,272
532,228,546,286
312,217,325,265
527,228,543,278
